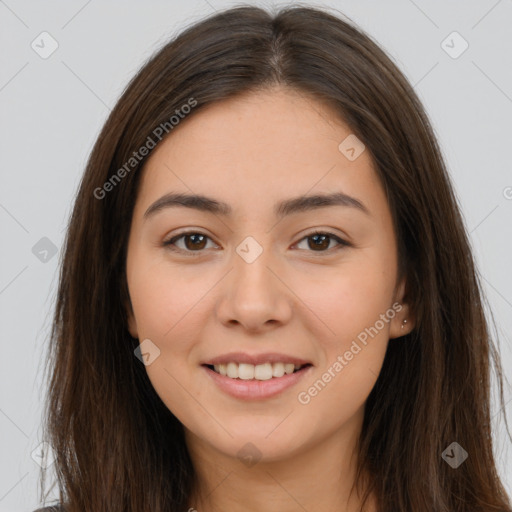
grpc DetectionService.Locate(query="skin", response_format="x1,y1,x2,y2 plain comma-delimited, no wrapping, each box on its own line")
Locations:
125,85,414,512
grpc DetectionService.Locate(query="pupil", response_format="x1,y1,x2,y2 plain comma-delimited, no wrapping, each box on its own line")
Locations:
186,234,206,250
310,234,329,251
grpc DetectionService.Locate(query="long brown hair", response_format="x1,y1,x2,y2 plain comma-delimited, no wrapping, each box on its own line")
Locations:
39,4,512,511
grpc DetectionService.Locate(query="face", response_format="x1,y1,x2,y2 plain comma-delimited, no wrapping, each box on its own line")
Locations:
125,86,413,465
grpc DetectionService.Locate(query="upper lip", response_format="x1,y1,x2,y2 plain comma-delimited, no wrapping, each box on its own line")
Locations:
202,352,312,366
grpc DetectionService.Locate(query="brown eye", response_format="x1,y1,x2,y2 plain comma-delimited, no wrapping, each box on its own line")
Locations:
163,232,216,254
163,230,350,256
308,233,330,251
295,231,350,252
182,233,207,250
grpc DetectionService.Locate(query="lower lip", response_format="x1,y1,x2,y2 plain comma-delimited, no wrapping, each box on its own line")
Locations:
202,364,313,400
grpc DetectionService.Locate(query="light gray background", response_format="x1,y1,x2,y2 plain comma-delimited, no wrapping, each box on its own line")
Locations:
1,1,511,510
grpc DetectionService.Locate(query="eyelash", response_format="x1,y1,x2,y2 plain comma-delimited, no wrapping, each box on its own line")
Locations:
162,230,351,256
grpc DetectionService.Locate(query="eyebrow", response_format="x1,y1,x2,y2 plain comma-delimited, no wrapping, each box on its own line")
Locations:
143,191,370,220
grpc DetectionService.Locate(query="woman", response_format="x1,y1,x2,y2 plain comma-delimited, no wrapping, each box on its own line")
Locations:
36,4,512,511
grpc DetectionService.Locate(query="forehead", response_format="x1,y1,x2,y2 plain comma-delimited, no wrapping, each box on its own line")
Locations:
134,87,385,217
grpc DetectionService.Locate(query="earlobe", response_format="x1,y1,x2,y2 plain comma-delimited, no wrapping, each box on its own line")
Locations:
389,308,414,339
389,278,415,339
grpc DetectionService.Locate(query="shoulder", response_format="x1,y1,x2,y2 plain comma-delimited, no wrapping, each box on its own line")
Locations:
33,506,64,512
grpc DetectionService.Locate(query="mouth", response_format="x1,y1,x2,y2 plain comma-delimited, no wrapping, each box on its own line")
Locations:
203,362,312,381
201,360,313,400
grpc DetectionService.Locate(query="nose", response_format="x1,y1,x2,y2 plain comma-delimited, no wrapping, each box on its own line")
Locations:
214,243,293,333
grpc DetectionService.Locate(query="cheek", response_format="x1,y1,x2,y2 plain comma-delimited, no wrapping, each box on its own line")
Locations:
293,252,396,408
295,265,394,420
300,258,395,340
127,258,220,389
129,258,207,340
127,262,209,419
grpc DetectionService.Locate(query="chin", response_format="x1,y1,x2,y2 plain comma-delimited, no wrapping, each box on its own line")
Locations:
202,426,309,465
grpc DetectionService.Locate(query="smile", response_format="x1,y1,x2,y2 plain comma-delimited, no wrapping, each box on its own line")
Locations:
202,363,313,400
208,362,309,380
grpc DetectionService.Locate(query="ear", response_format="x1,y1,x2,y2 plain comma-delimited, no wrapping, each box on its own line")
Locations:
389,277,415,339
125,297,139,339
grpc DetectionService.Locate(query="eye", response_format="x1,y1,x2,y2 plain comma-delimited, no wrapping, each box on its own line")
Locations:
163,230,350,255
162,231,218,255
294,231,350,253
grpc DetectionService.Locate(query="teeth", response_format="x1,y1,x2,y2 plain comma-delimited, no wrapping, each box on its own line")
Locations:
285,363,295,374
272,362,285,378
239,363,255,380
211,362,305,380
227,362,238,379
254,363,273,380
